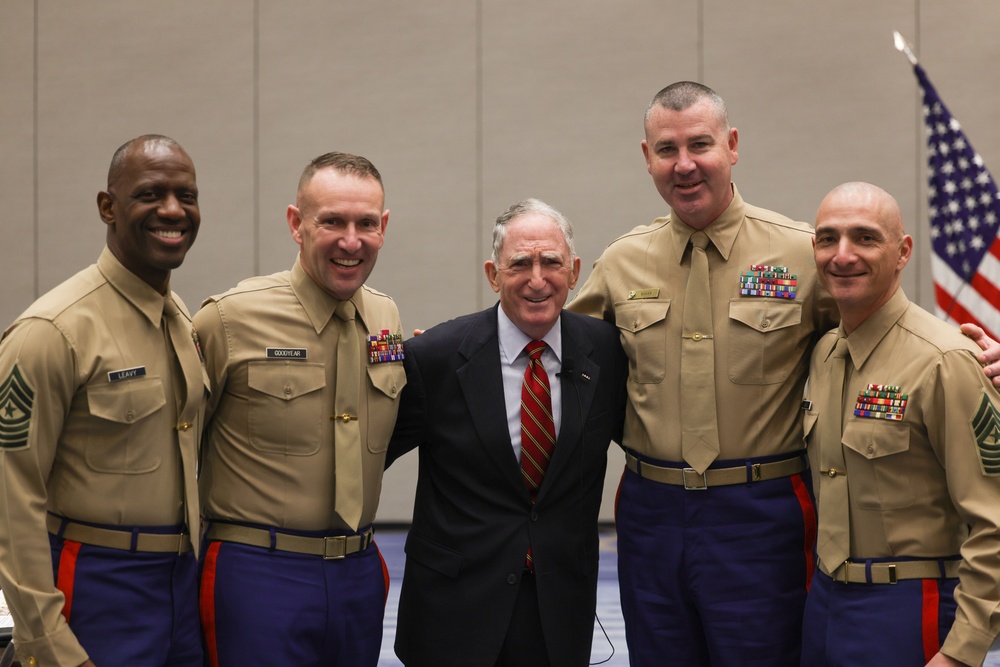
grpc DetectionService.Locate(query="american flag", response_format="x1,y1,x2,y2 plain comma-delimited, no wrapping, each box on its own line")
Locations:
915,63,1000,340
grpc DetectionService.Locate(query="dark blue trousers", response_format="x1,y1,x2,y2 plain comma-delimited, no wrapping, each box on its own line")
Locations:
200,532,388,667
802,569,958,667
50,530,202,666
616,456,815,667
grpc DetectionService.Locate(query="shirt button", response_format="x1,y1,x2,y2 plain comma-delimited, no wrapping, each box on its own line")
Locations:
867,445,875,455
507,573,517,585
530,512,538,522
391,385,397,394
284,386,292,395
125,410,135,422
761,319,771,329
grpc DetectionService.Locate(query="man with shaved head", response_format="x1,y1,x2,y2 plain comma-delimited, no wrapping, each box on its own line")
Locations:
0,134,205,666
802,182,1000,667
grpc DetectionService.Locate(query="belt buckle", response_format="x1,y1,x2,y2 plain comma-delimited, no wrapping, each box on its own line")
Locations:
323,535,347,560
682,468,708,491
887,564,897,584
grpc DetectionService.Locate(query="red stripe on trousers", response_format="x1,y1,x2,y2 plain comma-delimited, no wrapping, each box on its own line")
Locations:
55,540,82,622
790,473,817,591
922,579,941,662
200,541,222,667
379,546,390,607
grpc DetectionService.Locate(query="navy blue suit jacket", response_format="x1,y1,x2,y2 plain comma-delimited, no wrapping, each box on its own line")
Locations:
387,305,627,667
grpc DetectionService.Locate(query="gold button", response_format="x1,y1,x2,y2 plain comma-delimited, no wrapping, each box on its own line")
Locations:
126,410,135,422
29,658,38,667
761,319,770,329
827,468,839,478
391,385,397,394
867,445,874,454
284,386,292,395
177,422,193,432
692,332,704,342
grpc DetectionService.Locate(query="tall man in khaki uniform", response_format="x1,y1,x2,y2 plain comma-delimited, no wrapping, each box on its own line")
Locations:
570,81,838,666
0,135,206,667
195,152,405,667
802,182,1000,667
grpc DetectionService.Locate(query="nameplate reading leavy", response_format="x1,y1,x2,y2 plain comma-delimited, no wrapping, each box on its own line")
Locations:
108,366,146,383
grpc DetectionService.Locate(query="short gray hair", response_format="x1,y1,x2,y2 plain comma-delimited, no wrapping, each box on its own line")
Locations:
644,81,729,130
491,198,576,264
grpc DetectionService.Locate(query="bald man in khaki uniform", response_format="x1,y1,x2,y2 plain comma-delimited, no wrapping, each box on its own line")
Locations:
0,135,206,667
195,152,405,667
802,182,1000,667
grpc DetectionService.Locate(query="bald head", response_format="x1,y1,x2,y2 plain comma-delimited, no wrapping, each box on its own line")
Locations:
813,182,913,332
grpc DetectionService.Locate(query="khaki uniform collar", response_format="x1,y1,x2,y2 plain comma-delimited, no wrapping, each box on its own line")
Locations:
290,255,366,334
667,183,745,264
835,288,910,369
97,246,172,327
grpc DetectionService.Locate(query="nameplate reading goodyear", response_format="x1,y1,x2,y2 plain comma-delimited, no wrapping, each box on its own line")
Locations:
266,348,307,359
854,383,907,420
739,264,797,299
369,331,404,363
108,366,147,383
627,289,660,300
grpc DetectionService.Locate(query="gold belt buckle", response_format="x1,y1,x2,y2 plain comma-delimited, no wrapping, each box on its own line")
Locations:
682,468,708,490
323,535,347,560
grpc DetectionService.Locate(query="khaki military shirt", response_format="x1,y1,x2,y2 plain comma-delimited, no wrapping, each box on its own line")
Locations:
805,289,1000,666
0,248,206,667
570,185,839,462
195,259,405,531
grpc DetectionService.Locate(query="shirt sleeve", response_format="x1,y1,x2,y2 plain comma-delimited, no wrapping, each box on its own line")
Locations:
930,349,1000,666
0,319,90,666
567,254,614,322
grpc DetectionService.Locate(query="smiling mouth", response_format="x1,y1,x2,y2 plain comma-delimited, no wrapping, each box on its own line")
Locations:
676,182,702,191
333,258,361,268
526,296,549,303
153,229,183,239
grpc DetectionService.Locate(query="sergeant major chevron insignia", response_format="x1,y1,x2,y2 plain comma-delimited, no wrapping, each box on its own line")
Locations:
971,392,1000,476
0,365,34,450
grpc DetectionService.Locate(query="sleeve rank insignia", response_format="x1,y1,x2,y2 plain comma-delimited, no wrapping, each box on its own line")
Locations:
971,391,1000,476
0,364,34,450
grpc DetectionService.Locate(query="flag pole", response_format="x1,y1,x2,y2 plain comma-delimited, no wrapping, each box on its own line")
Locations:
893,31,918,66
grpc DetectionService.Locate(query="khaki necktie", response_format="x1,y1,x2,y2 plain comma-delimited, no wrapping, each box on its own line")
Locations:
816,337,851,572
333,299,364,532
163,296,201,555
681,231,720,474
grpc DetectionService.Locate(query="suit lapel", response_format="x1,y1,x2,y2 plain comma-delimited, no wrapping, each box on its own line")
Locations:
456,307,527,496
536,314,599,503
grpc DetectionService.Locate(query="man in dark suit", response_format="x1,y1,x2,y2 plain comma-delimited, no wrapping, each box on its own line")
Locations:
387,198,628,667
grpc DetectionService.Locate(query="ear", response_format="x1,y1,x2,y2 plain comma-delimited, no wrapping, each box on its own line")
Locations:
287,205,304,245
97,191,115,226
728,127,739,165
484,261,501,294
375,208,390,249
641,139,652,174
898,234,914,270
568,256,582,290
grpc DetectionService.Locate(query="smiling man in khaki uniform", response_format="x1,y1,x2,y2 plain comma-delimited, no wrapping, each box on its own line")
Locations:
802,182,1000,667
0,135,206,667
195,152,405,667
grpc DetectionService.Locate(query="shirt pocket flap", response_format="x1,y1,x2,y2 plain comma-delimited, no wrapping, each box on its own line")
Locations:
248,362,326,401
87,377,166,424
404,532,462,578
615,300,670,334
728,299,802,333
367,363,406,400
842,419,910,460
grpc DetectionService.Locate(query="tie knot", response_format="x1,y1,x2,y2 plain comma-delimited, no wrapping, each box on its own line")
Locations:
832,337,849,359
690,231,710,251
525,340,547,361
335,299,356,322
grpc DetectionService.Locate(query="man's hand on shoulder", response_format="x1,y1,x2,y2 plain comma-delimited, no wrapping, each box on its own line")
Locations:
960,323,1000,388
924,651,968,667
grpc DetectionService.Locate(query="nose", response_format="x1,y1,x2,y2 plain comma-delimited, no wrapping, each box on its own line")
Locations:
338,223,363,253
674,148,695,174
833,238,858,264
527,262,547,288
158,193,184,220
